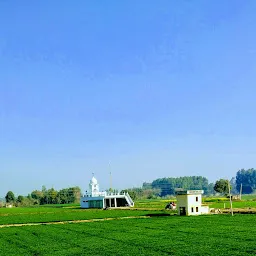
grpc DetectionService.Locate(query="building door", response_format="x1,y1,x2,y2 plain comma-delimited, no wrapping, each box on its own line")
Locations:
179,207,186,216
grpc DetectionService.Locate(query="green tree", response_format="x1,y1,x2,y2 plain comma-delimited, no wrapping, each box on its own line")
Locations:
214,179,229,195
236,168,256,194
151,176,211,196
5,191,15,203
17,195,24,203
121,189,137,200
46,188,58,204
230,177,237,194
142,182,152,189
206,183,215,195
56,187,81,204
31,190,44,200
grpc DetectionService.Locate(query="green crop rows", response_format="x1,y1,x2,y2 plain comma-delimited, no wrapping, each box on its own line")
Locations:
208,200,256,209
0,198,256,255
0,214,255,255
0,207,166,225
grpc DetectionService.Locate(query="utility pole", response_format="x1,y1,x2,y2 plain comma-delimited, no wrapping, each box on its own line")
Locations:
228,180,233,216
240,183,242,200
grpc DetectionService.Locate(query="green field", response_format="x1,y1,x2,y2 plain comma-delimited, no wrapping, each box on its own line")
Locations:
0,200,256,255
134,199,173,209
0,206,166,225
208,200,256,209
135,196,256,210
241,194,256,200
0,214,255,255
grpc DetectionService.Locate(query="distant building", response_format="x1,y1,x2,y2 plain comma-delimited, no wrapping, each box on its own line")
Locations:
176,190,209,216
80,175,134,209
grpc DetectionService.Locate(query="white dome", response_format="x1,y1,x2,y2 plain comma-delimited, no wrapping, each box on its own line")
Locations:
90,176,98,184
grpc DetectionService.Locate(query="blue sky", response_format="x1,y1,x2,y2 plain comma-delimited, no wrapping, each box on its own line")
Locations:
1,1,256,196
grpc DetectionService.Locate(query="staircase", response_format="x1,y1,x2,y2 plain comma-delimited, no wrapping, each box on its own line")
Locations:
125,192,134,207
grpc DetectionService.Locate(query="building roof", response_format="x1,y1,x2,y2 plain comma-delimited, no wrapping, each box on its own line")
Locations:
175,189,204,195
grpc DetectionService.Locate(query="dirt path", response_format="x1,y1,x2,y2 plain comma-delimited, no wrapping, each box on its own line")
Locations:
0,216,151,229
221,208,256,214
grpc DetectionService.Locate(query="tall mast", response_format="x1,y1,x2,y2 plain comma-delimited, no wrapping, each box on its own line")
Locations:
109,161,112,192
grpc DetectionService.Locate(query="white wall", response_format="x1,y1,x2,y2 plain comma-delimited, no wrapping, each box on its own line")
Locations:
80,196,104,209
177,193,205,216
187,194,202,216
201,205,210,214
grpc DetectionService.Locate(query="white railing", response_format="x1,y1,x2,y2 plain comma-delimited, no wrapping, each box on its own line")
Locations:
125,193,134,207
82,191,128,197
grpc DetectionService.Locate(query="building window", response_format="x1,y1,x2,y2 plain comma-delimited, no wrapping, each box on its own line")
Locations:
88,200,103,208
191,207,194,213
196,197,198,202
196,207,199,212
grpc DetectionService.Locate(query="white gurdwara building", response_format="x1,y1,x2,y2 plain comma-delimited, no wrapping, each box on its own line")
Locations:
176,190,209,216
80,175,134,209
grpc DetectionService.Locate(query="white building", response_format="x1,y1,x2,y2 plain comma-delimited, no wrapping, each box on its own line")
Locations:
80,175,134,209
176,190,209,216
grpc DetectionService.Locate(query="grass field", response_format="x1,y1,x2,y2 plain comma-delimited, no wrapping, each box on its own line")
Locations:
0,206,167,225
0,198,256,255
135,196,256,210
241,194,256,200
0,214,255,255
134,199,173,209
208,200,256,209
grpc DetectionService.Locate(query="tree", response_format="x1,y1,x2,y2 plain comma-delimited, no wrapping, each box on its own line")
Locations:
214,179,229,195
31,190,43,200
5,191,15,203
230,177,237,194
121,189,137,200
142,189,161,199
46,188,58,204
17,195,24,203
236,169,256,194
206,183,215,195
142,182,152,189
56,187,81,204
151,176,211,196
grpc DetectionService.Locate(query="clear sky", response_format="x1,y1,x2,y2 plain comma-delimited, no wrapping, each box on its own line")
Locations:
1,1,256,197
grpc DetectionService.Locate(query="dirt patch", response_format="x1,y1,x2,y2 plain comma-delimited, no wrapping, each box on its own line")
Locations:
221,208,256,214
0,216,151,229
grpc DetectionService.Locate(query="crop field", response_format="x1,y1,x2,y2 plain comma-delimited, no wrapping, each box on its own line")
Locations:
203,194,256,209
134,199,174,209
0,197,256,255
0,206,166,225
0,214,255,255
241,194,256,200
208,200,256,209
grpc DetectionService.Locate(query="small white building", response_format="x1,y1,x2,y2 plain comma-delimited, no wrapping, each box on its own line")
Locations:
176,190,209,216
80,175,134,209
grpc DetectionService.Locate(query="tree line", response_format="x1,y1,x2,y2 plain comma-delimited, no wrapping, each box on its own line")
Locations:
120,176,213,200
125,169,256,200
4,186,81,206
236,168,256,194
148,176,213,196
3,168,256,206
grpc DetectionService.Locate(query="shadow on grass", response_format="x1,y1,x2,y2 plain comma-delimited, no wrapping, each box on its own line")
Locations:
145,213,171,217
